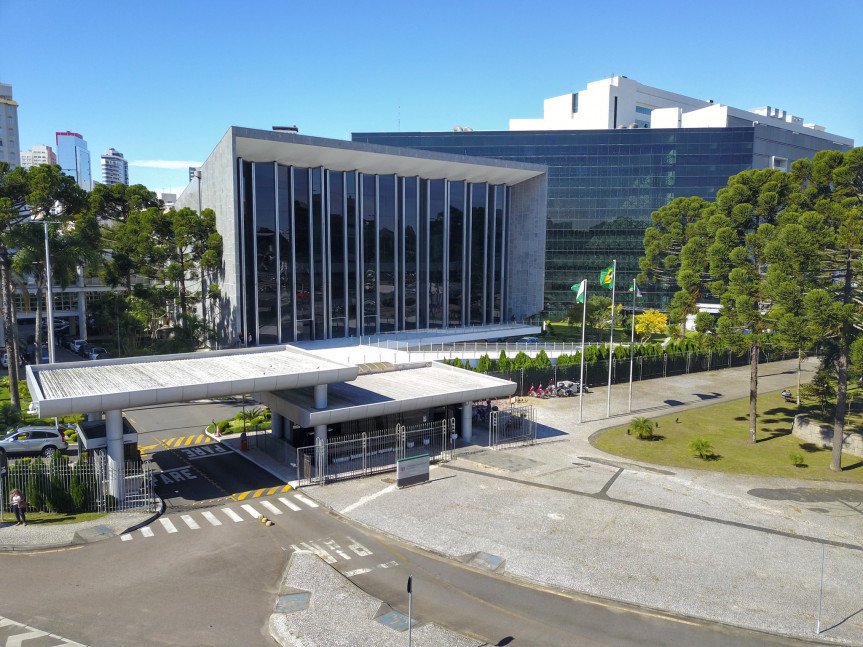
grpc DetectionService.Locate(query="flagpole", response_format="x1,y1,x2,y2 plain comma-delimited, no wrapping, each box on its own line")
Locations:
579,279,587,423
628,278,636,413
606,259,616,418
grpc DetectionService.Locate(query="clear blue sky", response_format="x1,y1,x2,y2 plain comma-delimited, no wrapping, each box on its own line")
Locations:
3,0,861,193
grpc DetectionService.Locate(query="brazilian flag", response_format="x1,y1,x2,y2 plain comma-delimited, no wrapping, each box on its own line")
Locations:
599,264,615,290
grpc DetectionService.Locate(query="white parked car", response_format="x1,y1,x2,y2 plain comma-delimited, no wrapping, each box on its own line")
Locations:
88,346,108,360
70,339,88,353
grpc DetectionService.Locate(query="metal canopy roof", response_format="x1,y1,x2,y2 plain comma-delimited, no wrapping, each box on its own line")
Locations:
256,362,517,427
26,346,358,418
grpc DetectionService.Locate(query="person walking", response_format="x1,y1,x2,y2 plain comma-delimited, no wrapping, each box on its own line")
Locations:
10,489,26,526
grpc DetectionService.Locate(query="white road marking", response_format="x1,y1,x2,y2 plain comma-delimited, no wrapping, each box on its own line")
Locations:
140,526,154,537
324,538,351,560
294,493,319,508
279,496,301,511
261,500,282,515
344,567,372,577
241,503,261,519
181,514,200,530
222,507,243,522
120,534,133,541
340,484,395,514
159,518,178,534
202,511,222,526
378,560,398,569
346,536,373,557
301,541,336,563
5,628,47,645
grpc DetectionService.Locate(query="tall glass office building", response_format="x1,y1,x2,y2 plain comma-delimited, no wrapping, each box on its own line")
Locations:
354,125,852,314
176,128,547,345
55,131,92,191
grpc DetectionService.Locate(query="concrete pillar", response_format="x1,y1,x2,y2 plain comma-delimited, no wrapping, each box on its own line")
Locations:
271,411,284,440
105,409,125,500
314,384,327,409
461,401,473,442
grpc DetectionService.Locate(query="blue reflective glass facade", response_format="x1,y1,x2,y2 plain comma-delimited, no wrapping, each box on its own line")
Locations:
353,128,757,313
239,160,511,341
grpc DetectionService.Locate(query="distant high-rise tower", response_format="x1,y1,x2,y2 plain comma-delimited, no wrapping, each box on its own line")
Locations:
0,83,20,169
56,131,92,190
101,148,129,186
20,144,57,169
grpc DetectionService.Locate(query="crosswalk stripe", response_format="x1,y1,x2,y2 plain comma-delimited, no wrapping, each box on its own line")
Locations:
202,511,222,526
160,518,178,533
181,514,200,530
121,533,133,541
279,497,301,511
222,507,243,522
294,493,318,508
261,500,282,515
344,567,372,577
241,503,261,519
141,527,154,537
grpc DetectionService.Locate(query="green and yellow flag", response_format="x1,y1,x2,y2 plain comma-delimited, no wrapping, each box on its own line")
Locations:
599,264,615,290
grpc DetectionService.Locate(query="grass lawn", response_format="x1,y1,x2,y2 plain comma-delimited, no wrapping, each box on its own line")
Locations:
2,511,106,525
593,389,863,483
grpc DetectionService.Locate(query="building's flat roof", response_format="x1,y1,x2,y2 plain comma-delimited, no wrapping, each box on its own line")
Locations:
257,362,516,427
26,346,358,418
233,127,546,186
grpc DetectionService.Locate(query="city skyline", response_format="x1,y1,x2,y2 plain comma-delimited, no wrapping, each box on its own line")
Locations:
2,0,860,193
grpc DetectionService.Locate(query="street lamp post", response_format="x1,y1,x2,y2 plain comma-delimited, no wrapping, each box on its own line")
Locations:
32,215,56,364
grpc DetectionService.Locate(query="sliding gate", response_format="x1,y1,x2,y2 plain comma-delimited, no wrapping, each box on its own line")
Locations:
296,418,456,486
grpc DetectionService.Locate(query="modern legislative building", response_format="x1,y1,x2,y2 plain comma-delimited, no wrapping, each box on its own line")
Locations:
176,127,548,346
354,75,855,315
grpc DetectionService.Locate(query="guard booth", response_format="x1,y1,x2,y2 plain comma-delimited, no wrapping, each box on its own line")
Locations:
76,418,139,460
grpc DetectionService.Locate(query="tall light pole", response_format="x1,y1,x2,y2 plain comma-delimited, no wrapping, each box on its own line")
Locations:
32,214,56,364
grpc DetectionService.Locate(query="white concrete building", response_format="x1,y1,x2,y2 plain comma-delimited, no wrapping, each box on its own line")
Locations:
510,76,853,152
100,147,129,186
0,83,20,169
20,144,57,169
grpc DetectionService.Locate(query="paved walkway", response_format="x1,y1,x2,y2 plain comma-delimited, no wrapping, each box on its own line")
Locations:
262,357,863,645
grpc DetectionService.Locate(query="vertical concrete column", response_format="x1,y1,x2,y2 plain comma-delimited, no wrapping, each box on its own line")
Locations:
105,409,125,500
461,401,473,442
314,384,327,409
271,411,284,440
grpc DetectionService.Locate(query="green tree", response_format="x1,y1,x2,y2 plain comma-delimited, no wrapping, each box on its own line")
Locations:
0,164,88,406
476,353,492,373
630,416,653,440
793,148,863,470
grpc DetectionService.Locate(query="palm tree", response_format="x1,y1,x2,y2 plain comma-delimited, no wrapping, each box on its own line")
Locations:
630,416,653,440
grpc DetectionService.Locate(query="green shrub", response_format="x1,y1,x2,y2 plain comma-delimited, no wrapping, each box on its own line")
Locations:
789,453,806,467
688,437,715,460
630,416,653,440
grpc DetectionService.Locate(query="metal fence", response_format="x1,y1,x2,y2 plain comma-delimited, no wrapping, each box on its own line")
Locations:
491,348,801,397
296,418,455,487
489,405,536,450
0,455,156,517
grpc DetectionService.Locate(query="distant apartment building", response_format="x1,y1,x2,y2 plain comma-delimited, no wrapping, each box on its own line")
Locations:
156,191,176,210
56,131,92,190
20,144,57,169
0,83,20,169
100,148,129,186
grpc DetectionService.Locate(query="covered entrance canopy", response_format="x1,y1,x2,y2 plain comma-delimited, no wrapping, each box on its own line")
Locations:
25,346,357,418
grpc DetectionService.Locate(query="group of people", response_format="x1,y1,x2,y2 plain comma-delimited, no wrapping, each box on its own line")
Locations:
9,488,26,526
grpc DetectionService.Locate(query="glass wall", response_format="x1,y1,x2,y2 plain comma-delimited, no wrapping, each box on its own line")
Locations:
240,161,509,342
353,128,758,312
